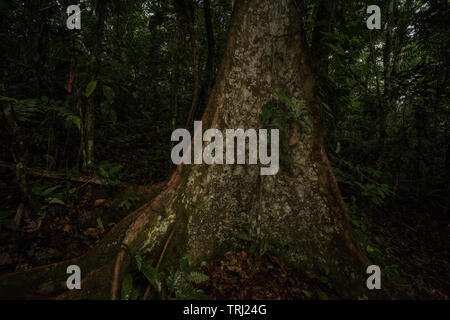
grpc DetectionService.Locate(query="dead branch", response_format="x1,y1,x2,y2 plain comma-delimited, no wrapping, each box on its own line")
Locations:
0,160,107,185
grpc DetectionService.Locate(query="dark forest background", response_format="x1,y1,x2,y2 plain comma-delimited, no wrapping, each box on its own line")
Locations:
0,0,448,299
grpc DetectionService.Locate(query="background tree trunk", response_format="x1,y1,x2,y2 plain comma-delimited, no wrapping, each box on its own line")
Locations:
0,83,38,211
82,0,106,170
379,0,394,165
175,0,200,130
197,0,216,114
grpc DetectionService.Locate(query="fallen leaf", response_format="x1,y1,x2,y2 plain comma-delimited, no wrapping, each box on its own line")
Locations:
93,199,107,207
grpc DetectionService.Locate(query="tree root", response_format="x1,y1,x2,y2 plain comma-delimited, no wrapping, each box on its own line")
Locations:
110,167,183,300
142,228,175,300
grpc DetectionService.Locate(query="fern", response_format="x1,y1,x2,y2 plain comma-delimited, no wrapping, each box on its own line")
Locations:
185,271,209,284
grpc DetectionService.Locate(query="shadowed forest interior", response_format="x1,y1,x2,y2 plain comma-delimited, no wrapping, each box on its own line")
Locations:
0,0,448,300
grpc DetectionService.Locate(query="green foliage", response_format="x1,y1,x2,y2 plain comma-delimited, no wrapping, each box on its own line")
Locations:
97,161,123,187
31,182,66,219
316,288,329,300
130,254,209,300
302,289,312,298
314,0,450,215
118,196,140,211
121,274,134,300
233,220,282,256
332,156,393,207
102,85,115,105
261,90,312,169
365,244,384,263
1,96,81,132
166,256,209,300
262,99,293,167
385,264,408,286
141,261,162,293
85,81,98,98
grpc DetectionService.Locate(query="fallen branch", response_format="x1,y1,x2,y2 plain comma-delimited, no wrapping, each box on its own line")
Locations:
0,160,105,185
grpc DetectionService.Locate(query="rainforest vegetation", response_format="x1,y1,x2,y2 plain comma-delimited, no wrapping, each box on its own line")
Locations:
0,0,448,300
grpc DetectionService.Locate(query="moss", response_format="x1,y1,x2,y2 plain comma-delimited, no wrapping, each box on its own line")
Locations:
156,199,189,274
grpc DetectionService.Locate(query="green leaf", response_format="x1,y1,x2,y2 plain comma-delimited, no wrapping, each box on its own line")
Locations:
320,276,329,284
273,90,296,112
175,284,207,300
0,96,18,103
324,43,345,56
66,114,81,130
167,272,182,293
109,164,123,176
121,274,133,300
46,197,65,205
302,290,312,298
366,244,378,254
41,185,60,197
98,166,109,179
186,272,209,284
141,262,161,293
261,100,275,121
135,254,143,271
103,85,115,104
85,81,98,98
180,256,190,274
316,288,329,300
366,244,383,261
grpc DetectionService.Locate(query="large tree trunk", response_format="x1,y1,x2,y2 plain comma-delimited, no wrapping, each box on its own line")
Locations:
161,0,374,297
0,0,380,299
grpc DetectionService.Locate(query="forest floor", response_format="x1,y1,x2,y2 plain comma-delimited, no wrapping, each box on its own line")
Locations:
362,207,450,299
0,170,161,276
0,172,448,299
199,250,338,300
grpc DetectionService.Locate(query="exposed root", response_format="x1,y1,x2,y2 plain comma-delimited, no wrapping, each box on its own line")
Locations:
110,166,184,300
110,246,128,300
142,228,175,300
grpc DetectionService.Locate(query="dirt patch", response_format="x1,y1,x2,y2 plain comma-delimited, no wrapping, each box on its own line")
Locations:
199,250,337,300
